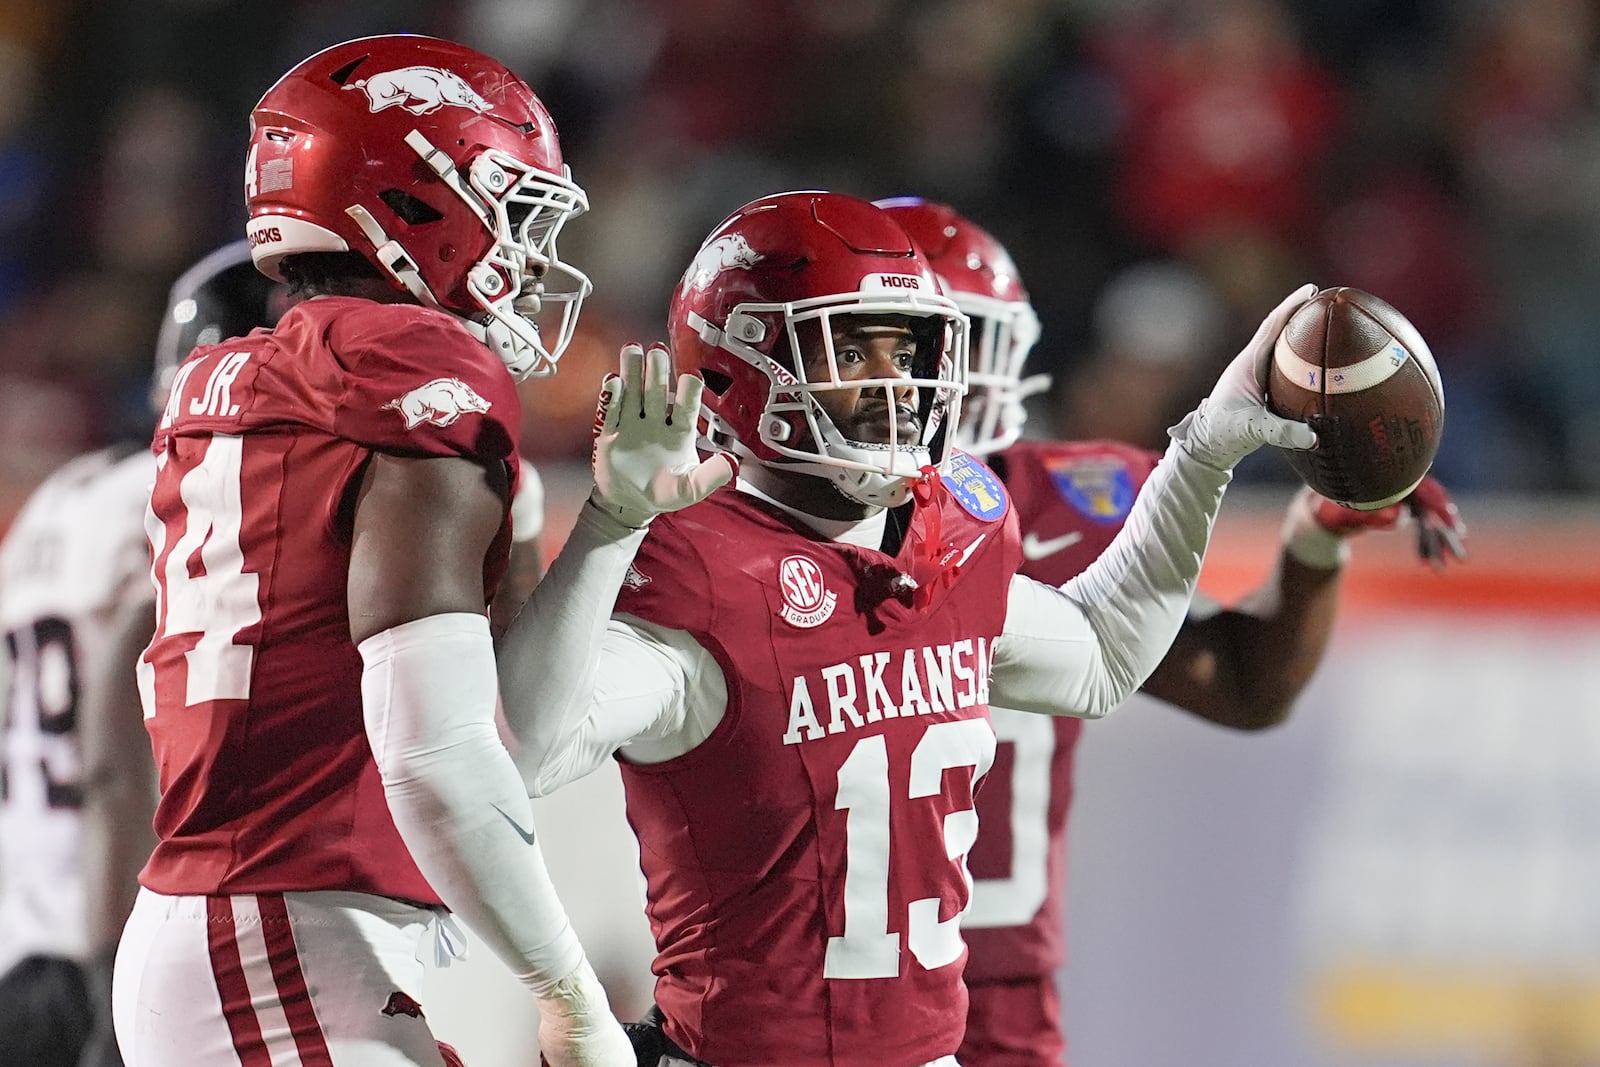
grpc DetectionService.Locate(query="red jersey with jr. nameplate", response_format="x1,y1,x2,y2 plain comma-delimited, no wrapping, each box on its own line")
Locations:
616,451,1021,1067
138,297,520,904
961,439,1160,984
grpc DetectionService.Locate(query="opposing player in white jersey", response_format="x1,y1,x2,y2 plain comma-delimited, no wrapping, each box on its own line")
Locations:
879,197,1467,1067
0,240,287,1067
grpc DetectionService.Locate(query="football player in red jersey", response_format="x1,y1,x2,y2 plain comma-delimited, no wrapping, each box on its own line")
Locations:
878,197,1468,1067
497,189,1333,1067
113,35,730,1067
0,240,287,1067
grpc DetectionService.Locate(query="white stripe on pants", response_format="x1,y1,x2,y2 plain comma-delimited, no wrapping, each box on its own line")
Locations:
114,887,462,1066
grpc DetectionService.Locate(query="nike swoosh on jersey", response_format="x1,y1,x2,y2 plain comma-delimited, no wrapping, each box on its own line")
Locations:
1021,530,1085,560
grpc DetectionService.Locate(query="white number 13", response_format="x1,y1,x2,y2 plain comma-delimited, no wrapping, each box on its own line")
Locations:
824,719,996,979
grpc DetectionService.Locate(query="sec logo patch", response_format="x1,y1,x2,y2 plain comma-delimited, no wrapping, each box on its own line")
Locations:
941,451,1008,522
778,554,837,628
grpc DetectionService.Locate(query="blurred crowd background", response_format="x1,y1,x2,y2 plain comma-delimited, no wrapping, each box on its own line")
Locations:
7,6,1600,1066
3,0,1599,516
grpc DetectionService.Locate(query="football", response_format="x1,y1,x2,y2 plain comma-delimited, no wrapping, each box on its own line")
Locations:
1265,287,1444,510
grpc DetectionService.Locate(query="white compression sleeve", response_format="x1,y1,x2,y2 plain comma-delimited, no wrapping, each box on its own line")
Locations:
497,502,648,784
992,438,1231,718
359,612,586,995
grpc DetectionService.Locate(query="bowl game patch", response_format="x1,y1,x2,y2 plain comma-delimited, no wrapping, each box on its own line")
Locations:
942,451,1008,522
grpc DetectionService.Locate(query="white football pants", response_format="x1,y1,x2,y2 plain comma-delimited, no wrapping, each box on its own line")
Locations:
114,887,469,1066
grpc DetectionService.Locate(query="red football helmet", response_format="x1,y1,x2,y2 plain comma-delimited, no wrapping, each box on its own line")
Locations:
876,198,1044,456
669,191,968,508
245,34,590,381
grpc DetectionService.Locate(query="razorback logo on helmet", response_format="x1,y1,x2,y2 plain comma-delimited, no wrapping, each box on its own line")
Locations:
778,554,837,628
344,66,494,116
383,377,492,429
861,273,923,292
684,234,763,294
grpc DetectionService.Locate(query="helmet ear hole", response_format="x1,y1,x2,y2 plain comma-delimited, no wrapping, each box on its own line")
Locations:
378,189,444,226
701,369,732,396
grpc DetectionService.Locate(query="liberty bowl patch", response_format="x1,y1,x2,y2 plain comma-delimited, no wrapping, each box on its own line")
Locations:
1047,456,1135,523
941,451,1008,522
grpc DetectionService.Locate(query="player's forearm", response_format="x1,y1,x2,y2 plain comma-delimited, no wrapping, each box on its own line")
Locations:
360,612,588,989
1001,439,1231,718
1144,554,1342,730
497,501,648,780
526,617,702,795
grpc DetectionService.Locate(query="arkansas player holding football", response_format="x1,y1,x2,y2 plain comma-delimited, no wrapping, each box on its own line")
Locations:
113,35,729,1067
497,189,1329,1067
0,240,287,1067
878,197,1468,1067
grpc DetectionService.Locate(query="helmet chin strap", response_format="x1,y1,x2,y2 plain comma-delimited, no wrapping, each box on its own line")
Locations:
813,417,930,508
344,205,442,309
831,466,916,509
345,203,550,381
762,451,923,510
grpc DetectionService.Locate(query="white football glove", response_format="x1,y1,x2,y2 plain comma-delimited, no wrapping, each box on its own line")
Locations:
533,959,635,1067
1168,284,1321,471
590,343,738,529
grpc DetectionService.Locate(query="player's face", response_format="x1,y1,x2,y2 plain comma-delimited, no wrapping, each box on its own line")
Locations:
797,315,922,445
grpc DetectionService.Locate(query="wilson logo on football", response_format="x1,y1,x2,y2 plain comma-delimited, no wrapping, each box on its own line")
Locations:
345,66,493,116
383,377,491,429
778,554,837,628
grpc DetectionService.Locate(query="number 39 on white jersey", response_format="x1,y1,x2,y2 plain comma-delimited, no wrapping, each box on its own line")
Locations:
0,447,155,974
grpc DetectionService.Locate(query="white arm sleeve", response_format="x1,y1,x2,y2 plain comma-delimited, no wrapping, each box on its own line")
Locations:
497,501,648,781
990,439,1231,718
359,612,586,995
529,614,726,795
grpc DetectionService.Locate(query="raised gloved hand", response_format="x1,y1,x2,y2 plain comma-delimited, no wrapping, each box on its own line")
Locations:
535,959,637,1067
1282,476,1468,570
1169,285,1320,471
589,343,738,529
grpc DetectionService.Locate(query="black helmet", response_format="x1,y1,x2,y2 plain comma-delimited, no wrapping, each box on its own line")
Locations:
152,241,292,403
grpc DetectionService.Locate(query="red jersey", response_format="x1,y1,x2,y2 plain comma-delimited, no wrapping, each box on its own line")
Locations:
961,439,1160,983
616,452,1020,1067
138,298,520,903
